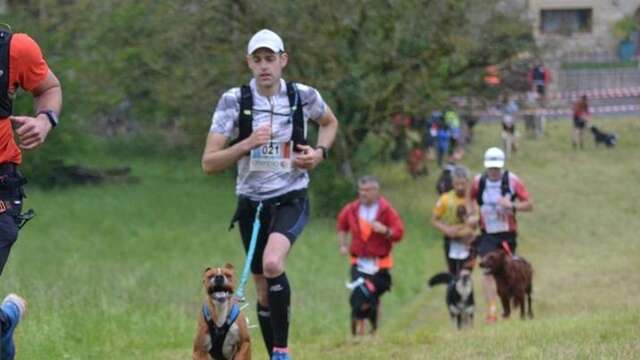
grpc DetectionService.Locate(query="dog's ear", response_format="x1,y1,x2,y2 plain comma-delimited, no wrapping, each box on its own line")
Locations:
203,267,211,274
224,263,235,271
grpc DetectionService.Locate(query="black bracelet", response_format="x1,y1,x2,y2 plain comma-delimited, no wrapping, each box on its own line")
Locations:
36,110,59,128
317,146,328,160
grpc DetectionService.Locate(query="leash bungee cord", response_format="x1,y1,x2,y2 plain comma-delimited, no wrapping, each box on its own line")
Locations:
235,202,263,302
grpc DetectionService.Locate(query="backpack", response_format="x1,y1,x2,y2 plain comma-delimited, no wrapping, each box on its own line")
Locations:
476,170,515,207
0,30,13,118
229,81,307,149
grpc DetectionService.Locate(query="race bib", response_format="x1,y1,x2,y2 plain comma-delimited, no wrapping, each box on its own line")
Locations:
448,240,470,260
481,204,509,233
356,257,379,275
249,141,293,172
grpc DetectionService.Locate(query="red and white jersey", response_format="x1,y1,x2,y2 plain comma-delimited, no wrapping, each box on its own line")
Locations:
470,171,530,233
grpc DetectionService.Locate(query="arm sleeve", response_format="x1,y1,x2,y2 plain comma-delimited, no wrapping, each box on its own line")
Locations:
469,176,480,202
433,194,447,219
296,83,326,123
337,205,350,232
209,88,240,138
514,177,530,202
545,68,552,83
386,207,404,242
13,34,49,92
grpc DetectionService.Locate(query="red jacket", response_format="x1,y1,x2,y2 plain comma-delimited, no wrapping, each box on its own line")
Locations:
337,196,404,258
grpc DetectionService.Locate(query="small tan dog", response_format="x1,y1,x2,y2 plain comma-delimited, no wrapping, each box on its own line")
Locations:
193,264,251,360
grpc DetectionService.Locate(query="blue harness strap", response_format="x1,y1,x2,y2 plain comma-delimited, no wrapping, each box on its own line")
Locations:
202,303,240,360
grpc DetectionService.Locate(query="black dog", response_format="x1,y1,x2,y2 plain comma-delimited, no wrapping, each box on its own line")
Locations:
347,268,392,335
590,126,617,147
428,269,475,329
348,276,378,335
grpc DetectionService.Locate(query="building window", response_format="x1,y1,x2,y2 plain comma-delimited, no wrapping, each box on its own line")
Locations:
540,8,593,35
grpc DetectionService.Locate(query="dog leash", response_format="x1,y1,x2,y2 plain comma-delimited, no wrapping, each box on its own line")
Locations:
501,240,513,257
235,202,263,302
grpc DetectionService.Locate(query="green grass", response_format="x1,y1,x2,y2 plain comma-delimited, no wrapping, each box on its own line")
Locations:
4,117,640,359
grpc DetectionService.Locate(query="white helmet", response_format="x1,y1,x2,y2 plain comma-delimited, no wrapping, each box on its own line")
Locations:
484,147,505,168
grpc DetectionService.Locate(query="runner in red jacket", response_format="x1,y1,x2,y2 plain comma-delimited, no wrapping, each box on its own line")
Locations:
337,175,404,334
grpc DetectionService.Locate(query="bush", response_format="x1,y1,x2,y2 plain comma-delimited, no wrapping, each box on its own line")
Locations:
309,161,354,218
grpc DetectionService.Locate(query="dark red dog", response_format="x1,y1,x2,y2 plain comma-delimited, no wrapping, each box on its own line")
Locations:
479,250,533,319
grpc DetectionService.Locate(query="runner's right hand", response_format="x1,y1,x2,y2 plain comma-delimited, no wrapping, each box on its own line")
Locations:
245,125,271,150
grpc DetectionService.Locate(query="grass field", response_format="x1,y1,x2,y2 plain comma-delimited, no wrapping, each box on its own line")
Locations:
3,116,639,359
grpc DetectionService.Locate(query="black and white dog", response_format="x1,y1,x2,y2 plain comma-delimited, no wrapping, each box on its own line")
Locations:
590,126,617,147
428,269,475,329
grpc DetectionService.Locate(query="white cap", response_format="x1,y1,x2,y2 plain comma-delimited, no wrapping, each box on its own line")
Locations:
484,147,505,168
247,29,284,55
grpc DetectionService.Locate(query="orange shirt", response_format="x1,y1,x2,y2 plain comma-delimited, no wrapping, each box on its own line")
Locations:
1,33,50,164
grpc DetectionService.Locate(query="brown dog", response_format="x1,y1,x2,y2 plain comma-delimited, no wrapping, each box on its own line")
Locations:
479,250,533,320
193,264,251,360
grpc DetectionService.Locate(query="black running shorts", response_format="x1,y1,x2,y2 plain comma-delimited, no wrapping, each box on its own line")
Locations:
474,231,517,257
235,189,309,274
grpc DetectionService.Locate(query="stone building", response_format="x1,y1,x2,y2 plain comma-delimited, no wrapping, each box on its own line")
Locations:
527,0,640,58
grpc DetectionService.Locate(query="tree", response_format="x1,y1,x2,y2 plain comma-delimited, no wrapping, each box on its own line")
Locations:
4,0,534,195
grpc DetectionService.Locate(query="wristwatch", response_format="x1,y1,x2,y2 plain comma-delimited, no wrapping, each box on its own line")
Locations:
317,146,328,160
37,110,59,128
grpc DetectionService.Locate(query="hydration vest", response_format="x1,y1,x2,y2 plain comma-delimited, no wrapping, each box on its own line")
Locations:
477,170,515,207
0,30,13,118
230,81,307,150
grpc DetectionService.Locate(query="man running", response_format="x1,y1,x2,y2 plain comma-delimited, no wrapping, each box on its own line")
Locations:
337,176,404,335
202,29,338,359
0,28,62,360
469,147,532,324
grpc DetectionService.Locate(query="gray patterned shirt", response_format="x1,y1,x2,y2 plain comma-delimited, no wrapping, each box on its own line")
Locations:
210,78,327,200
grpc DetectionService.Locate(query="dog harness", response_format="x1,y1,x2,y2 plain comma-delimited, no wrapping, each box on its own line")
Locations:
0,30,13,118
202,303,240,360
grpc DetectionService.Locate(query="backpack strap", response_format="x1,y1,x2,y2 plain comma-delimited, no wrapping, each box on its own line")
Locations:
501,170,515,200
202,303,240,360
229,85,253,147
286,81,307,149
477,174,487,207
0,30,12,118
230,83,306,149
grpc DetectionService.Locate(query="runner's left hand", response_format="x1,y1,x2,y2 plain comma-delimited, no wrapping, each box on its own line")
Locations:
293,144,323,170
372,221,388,234
10,115,52,150
498,196,513,209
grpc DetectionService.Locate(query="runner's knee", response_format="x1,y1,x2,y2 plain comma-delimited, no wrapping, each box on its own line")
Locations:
263,258,284,277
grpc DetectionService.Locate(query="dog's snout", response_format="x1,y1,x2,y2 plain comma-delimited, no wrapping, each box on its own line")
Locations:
213,275,226,287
